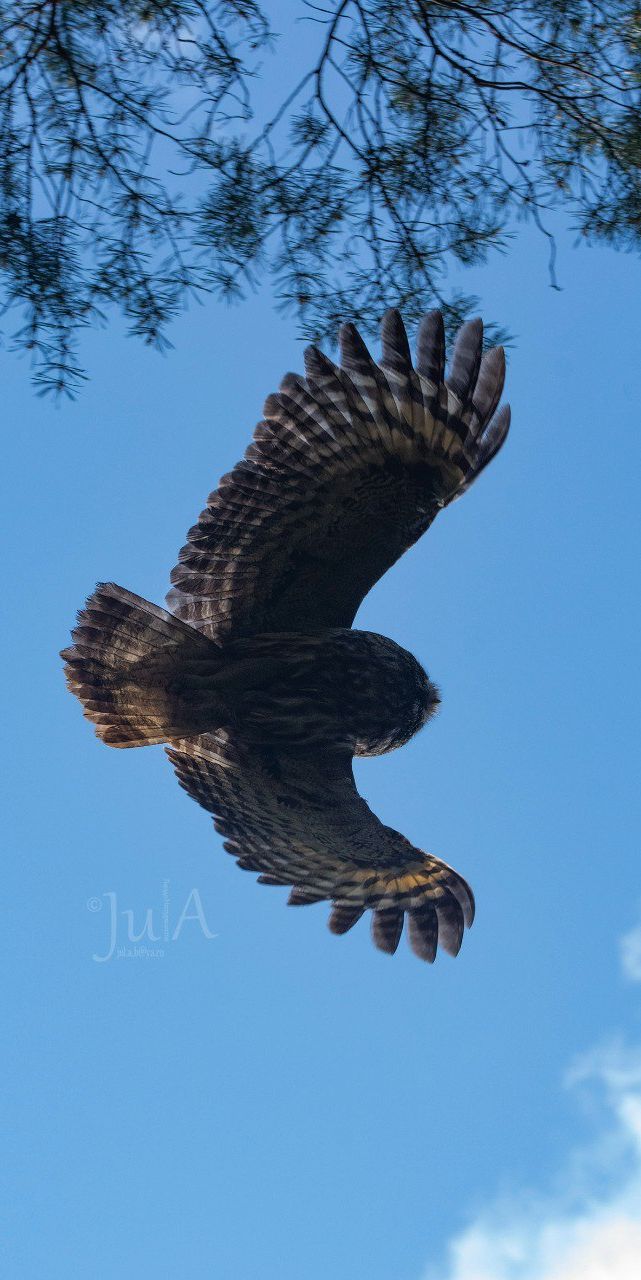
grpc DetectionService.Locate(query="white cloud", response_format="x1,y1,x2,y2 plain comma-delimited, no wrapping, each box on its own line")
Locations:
620,917,641,983
439,1213,641,1280
424,1006,641,1280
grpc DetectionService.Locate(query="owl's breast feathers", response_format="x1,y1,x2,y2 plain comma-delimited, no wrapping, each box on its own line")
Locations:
218,628,440,755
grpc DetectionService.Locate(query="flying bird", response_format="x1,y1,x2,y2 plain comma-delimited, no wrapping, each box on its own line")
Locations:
62,310,510,962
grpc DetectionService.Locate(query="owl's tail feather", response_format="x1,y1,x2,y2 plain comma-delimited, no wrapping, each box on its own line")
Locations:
61,583,231,747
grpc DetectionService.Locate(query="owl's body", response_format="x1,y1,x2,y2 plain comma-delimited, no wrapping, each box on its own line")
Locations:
234,628,439,757
63,310,510,963
66,607,438,755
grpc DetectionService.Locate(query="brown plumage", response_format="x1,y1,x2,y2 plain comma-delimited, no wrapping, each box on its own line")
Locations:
62,310,510,963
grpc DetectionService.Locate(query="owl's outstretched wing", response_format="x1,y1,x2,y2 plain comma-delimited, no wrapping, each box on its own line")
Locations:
166,733,474,962
167,310,510,639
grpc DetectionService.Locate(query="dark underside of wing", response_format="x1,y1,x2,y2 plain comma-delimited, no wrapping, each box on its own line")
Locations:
167,311,509,639
171,461,441,635
166,733,475,963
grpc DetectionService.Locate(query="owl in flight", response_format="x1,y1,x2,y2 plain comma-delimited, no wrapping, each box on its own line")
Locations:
63,310,510,962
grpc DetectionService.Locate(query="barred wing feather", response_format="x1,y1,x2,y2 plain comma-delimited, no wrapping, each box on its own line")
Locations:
167,311,509,639
166,734,475,962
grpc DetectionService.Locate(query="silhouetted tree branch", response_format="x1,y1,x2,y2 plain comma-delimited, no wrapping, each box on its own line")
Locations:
1,1,640,393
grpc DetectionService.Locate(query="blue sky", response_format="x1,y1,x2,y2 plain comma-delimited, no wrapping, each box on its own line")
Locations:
2,21,641,1280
